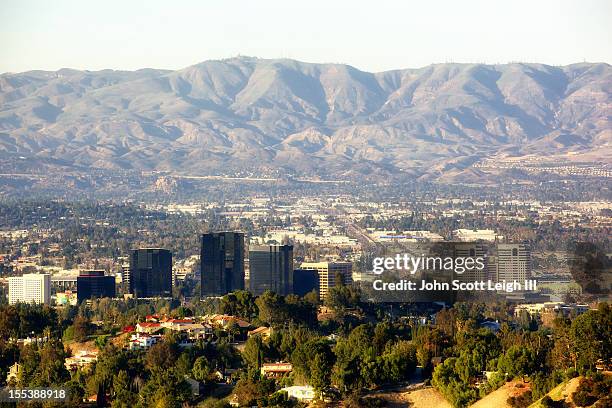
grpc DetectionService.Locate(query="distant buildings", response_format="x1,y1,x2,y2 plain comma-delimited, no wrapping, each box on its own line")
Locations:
51,275,78,293
299,262,352,300
496,243,531,282
76,270,116,302
248,245,293,296
514,302,590,326
201,232,245,296
453,229,500,242
128,249,172,298
55,291,78,306
453,243,489,281
8,273,51,305
513,302,590,318
368,229,444,242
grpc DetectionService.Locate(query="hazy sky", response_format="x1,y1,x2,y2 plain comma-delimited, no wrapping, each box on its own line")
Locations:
1,0,610,73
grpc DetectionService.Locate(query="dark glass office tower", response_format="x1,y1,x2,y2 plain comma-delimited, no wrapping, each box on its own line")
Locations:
129,248,172,298
249,245,293,296
201,232,245,296
293,268,320,297
77,270,116,302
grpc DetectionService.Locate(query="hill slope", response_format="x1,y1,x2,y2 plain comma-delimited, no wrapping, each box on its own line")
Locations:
1,58,610,179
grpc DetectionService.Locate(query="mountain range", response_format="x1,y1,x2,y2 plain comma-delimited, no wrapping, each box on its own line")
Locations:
0,57,610,180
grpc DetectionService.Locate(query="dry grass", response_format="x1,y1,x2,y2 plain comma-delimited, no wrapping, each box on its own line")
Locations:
405,387,452,408
470,379,531,408
528,376,584,408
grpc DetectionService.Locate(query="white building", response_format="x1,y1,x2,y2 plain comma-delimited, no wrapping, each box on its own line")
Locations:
281,385,315,402
453,229,500,242
513,302,590,318
64,350,98,371
8,274,51,305
496,243,531,282
6,363,21,384
129,332,162,350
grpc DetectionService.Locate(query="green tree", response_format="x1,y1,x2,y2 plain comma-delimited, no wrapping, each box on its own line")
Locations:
497,345,536,380
243,335,267,370
112,370,135,408
570,306,610,371
139,368,191,408
37,340,69,385
145,340,179,371
192,356,211,382
310,350,333,398
71,316,91,342
256,291,286,326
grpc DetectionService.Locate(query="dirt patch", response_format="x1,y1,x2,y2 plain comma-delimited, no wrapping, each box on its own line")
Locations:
405,387,452,408
65,340,97,355
471,379,531,408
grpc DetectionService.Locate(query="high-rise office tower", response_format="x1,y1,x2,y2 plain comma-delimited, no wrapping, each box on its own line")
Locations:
77,270,116,302
8,273,51,305
128,248,172,298
299,262,353,301
249,245,293,296
496,243,531,282
453,243,489,281
293,268,320,297
201,232,245,296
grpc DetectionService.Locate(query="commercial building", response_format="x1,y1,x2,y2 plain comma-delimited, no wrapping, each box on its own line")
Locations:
453,243,489,281
55,291,78,306
452,229,500,242
496,243,532,282
8,273,51,305
51,275,77,293
76,270,116,302
299,262,352,300
128,248,172,298
248,245,293,296
201,232,245,296
513,302,590,318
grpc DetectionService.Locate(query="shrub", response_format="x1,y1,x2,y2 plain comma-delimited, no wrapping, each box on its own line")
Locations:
507,390,532,408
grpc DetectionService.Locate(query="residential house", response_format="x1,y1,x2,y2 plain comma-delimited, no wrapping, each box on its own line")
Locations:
261,362,293,378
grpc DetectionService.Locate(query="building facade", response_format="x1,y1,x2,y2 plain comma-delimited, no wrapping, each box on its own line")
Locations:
292,268,320,297
8,273,51,305
128,248,172,298
453,242,489,281
249,245,293,296
299,262,352,300
496,243,532,282
76,270,116,302
201,232,245,296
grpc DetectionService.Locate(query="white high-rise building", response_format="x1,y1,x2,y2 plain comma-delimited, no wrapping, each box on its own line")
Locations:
454,243,489,281
496,244,531,282
8,274,51,305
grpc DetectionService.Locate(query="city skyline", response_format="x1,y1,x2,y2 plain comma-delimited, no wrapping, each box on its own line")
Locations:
0,1,609,405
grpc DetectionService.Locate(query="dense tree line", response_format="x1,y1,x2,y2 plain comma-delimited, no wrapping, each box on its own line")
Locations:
0,290,609,407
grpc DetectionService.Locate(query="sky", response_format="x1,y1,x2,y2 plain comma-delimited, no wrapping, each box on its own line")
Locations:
1,0,610,73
